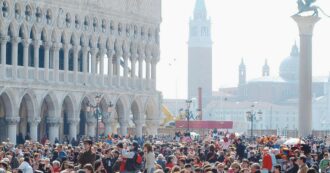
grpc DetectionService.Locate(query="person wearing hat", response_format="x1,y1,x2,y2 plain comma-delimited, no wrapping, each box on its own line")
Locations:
78,139,96,168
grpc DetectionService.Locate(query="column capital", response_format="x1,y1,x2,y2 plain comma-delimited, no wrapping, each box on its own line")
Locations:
33,40,40,48
292,14,321,36
90,48,98,55
68,118,80,124
134,119,144,126
145,119,160,126
28,117,41,125
107,50,114,57
52,43,61,51
22,39,30,48
43,42,51,49
73,45,80,52
11,36,19,44
116,50,123,57
47,117,61,127
6,116,20,125
0,36,9,44
63,44,70,51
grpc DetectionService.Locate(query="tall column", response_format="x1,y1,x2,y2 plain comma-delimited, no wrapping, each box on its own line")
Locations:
99,49,105,86
145,56,152,90
134,119,144,138
123,53,129,88
6,116,20,144
138,56,144,89
28,118,40,142
119,119,128,137
33,40,40,80
151,60,157,90
53,43,61,82
103,113,113,135
47,117,60,143
11,37,19,79
90,48,97,75
131,54,137,88
86,113,96,137
44,42,50,81
107,51,114,87
110,119,118,134
82,47,88,83
68,118,79,140
0,36,7,80
116,52,122,87
73,46,79,84
145,119,159,137
292,14,320,137
63,44,69,82
23,39,29,79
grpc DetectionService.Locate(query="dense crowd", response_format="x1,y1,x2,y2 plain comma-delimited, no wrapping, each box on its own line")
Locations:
0,131,329,173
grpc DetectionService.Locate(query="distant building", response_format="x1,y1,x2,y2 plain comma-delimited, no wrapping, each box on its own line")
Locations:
188,0,213,105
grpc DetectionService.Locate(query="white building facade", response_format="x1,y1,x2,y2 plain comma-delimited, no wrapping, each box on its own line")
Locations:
0,0,162,144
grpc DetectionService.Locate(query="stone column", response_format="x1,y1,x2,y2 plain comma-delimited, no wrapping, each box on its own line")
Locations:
86,113,96,137
52,43,61,82
134,119,144,138
119,119,128,137
151,60,157,90
110,119,118,134
33,40,40,80
28,118,40,142
123,52,129,88
47,117,61,143
11,37,19,79
6,116,20,144
131,54,137,88
44,42,50,81
23,39,29,79
145,119,159,137
138,55,144,89
99,49,105,86
90,48,97,75
0,36,7,79
82,47,88,83
145,56,152,90
107,51,114,87
63,44,69,82
116,52,122,87
103,113,113,135
73,46,79,84
68,119,79,140
292,15,320,137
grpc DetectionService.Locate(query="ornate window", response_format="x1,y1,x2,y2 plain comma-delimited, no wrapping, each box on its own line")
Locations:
118,23,122,35
15,3,21,20
93,17,98,32
46,9,52,25
2,1,9,17
36,7,42,23
101,19,106,33
75,15,80,29
141,27,145,39
65,13,71,27
201,26,209,37
25,5,32,21
134,25,138,37
126,24,130,37
110,21,114,34
84,16,89,30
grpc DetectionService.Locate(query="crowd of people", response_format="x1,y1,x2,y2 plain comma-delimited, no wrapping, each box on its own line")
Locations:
0,131,329,173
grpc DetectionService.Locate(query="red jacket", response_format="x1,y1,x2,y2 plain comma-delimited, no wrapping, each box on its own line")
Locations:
262,153,272,171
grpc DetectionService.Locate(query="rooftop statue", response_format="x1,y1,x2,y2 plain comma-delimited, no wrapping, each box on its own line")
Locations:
296,0,329,17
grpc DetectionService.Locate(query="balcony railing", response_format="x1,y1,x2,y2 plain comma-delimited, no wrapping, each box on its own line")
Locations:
0,65,155,91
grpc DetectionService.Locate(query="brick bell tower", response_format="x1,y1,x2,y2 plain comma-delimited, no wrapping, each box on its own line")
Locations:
188,0,212,105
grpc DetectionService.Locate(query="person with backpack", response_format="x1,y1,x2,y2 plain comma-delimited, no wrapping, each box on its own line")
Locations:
143,143,155,173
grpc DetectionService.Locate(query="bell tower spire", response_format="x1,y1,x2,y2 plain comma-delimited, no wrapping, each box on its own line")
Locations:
263,59,270,77
239,58,246,86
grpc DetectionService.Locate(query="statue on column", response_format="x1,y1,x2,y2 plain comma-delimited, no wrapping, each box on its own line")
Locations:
296,0,330,17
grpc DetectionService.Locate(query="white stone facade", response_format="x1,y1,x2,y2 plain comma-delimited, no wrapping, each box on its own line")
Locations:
0,0,162,144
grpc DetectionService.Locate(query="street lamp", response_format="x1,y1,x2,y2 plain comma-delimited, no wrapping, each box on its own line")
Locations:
246,104,262,138
86,94,113,142
186,99,192,132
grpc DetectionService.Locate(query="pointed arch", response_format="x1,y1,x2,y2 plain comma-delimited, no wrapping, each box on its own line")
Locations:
8,22,18,37
19,23,28,39
30,25,39,40
145,97,157,120
115,95,130,122
51,29,59,43
131,97,143,121
41,28,49,42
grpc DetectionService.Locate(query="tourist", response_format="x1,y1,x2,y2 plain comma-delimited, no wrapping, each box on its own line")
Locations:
298,156,309,173
78,139,96,167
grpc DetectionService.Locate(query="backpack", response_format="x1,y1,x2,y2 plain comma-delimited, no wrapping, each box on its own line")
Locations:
125,152,142,171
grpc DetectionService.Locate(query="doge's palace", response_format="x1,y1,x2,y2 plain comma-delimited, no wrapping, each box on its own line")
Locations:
0,0,162,144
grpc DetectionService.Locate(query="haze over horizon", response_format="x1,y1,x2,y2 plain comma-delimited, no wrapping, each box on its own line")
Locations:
157,0,330,99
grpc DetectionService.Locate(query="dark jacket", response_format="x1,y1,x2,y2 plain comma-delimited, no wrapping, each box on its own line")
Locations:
78,149,96,167
286,164,299,173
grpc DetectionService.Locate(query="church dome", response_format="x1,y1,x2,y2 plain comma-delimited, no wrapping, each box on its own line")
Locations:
279,43,299,81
